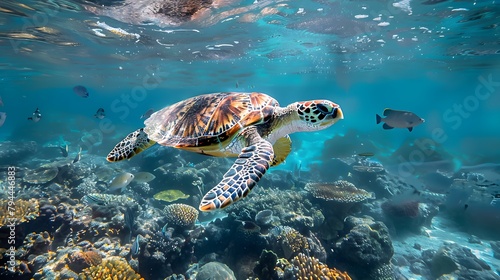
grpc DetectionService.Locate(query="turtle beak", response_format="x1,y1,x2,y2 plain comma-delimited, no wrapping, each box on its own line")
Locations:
332,106,344,120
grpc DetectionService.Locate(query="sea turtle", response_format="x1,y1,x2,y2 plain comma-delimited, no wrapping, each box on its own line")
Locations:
107,92,343,211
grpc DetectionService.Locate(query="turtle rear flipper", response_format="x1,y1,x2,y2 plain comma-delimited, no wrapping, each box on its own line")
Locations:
199,128,274,211
107,128,156,162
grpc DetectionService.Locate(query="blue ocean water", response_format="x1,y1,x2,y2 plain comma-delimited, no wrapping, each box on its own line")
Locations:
1,0,500,279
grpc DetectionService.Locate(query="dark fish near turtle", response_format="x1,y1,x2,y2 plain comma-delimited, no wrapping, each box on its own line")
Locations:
140,108,154,119
0,112,6,127
376,108,424,132
28,108,42,122
73,85,89,98
94,108,105,119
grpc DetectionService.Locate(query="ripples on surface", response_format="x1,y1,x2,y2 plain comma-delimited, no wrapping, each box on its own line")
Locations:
0,0,499,88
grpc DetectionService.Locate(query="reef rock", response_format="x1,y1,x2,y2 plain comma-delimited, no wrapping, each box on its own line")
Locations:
196,262,236,280
0,141,38,165
334,216,394,279
428,242,497,279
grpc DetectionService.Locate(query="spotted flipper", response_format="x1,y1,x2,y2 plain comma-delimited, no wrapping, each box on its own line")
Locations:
106,128,156,162
199,134,274,211
271,135,291,166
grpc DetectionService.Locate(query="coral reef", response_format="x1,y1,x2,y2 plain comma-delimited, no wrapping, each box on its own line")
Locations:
333,216,394,280
226,188,324,231
281,253,352,280
0,198,39,227
381,200,439,234
196,261,236,280
270,226,309,259
305,180,374,203
79,256,144,279
66,250,102,273
425,242,497,279
164,203,199,229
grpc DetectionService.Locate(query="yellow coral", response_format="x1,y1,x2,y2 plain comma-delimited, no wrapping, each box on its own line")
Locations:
291,253,351,280
164,203,198,228
0,198,39,227
275,226,309,259
79,256,143,280
305,180,374,203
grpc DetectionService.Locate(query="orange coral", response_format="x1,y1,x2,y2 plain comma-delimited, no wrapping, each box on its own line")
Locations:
291,253,351,280
79,256,143,280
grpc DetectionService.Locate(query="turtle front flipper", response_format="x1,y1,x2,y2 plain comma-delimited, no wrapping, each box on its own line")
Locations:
107,128,156,162
199,129,274,211
271,135,292,166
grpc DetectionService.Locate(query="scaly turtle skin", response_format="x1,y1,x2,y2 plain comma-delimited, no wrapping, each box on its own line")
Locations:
107,92,343,211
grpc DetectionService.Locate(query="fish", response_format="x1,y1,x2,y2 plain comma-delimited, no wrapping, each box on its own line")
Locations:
0,112,6,127
73,147,82,163
73,85,89,98
140,108,154,119
133,172,156,183
124,206,135,242
376,108,424,132
108,172,135,192
131,234,141,257
0,96,3,106
59,144,68,157
28,108,42,122
94,108,105,119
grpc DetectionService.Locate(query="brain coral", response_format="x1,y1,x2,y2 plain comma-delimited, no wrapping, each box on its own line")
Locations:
305,180,374,203
0,198,39,227
164,203,199,228
79,256,143,280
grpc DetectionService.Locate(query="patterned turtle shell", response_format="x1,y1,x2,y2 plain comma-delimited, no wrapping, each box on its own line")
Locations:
144,92,279,148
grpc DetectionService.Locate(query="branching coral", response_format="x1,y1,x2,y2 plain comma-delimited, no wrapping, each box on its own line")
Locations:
305,180,374,203
79,256,144,280
0,198,39,227
289,253,352,280
164,203,198,228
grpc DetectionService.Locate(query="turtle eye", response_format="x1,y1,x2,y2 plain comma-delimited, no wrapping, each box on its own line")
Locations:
316,103,330,114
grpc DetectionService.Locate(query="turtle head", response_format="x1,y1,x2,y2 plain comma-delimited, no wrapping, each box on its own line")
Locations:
293,100,343,130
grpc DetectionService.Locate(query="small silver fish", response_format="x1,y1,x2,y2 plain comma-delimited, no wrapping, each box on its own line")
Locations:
109,172,135,192
94,108,105,119
140,108,154,119
0,112,6,127
73,147,82,163
133,172,156,183
28,108,42,122
73,85,89,98
376,108,424,132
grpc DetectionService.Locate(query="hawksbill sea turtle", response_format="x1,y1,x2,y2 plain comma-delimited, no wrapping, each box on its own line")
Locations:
106,92,343,211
